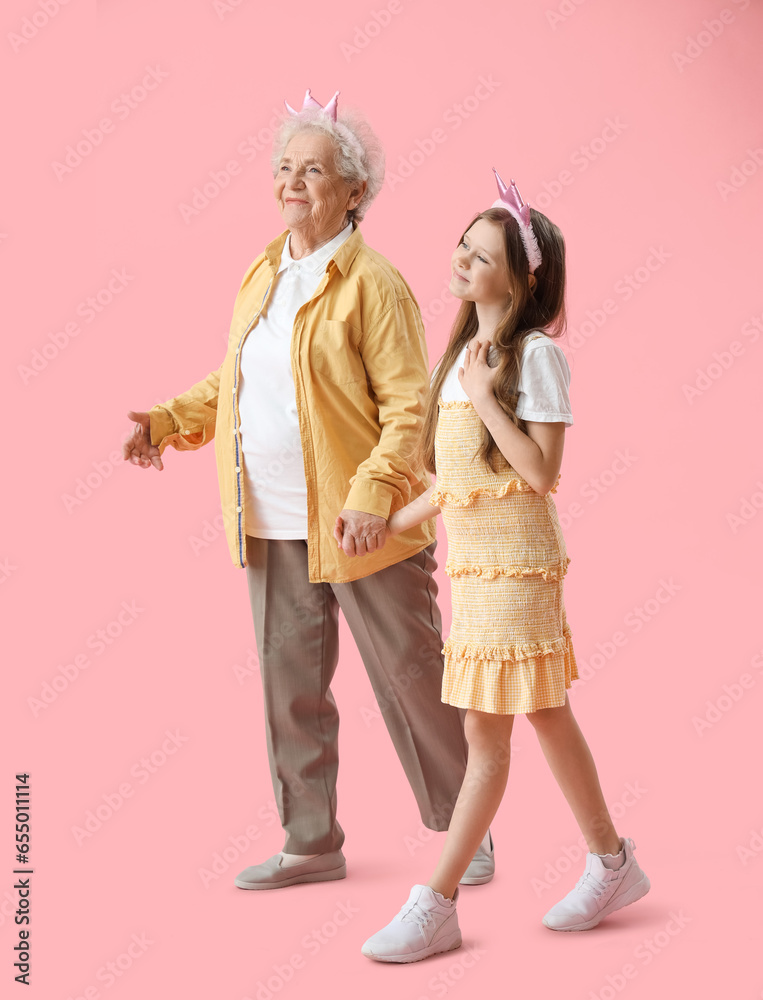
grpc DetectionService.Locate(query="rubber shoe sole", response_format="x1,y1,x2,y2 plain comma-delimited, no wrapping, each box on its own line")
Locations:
459,871,494,885
542,872,651,931
234,863,346,890
362,927,463,964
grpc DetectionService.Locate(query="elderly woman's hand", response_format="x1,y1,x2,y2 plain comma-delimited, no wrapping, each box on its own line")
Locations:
333,509,389,557
123,410,164,471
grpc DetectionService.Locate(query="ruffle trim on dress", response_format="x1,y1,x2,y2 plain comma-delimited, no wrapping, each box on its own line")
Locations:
442,631,579,714
429,478,558,506
443,626,573,664
445,558,570,582
438,399,475,409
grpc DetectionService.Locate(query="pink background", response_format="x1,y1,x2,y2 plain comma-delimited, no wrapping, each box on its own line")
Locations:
3,0,762,997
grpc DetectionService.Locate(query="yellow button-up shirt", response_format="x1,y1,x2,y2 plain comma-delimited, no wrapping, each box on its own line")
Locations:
149,223,436,581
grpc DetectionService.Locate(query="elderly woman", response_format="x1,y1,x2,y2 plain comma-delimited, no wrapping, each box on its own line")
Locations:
123,90,494,889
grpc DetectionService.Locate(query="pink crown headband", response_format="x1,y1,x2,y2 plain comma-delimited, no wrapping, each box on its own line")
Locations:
490,168,542,274
282,88,367,168
284,88,340,121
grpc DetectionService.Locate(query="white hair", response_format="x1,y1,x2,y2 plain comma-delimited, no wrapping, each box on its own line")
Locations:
270,107,385,223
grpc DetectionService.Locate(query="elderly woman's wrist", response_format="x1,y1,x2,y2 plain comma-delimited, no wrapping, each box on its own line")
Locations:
344,482,394,520
147,405,176,446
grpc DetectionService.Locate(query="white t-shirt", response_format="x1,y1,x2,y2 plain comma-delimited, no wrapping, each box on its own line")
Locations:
237,221,354,538
440,333,573,425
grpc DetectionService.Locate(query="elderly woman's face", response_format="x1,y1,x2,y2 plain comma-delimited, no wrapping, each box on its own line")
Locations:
274,131,362,236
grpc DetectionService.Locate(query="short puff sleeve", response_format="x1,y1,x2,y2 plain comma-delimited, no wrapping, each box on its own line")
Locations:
515,338,573,425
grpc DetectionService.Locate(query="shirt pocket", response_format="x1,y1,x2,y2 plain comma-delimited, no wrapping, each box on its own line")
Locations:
310,320,367,385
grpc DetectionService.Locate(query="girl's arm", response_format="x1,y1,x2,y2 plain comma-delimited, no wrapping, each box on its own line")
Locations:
388,484,441,535
478,407,565,495
460,340,565,496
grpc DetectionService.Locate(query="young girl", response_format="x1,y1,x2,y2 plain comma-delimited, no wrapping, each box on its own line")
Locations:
353,172,650,963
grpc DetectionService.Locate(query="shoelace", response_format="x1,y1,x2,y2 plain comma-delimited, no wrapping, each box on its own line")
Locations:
575,869,617,897
398,900,433,930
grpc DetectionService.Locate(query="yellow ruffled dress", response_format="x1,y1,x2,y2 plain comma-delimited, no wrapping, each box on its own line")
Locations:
430,399,578,714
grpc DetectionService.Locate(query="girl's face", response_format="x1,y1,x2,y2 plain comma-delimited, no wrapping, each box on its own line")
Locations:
449,218,511,307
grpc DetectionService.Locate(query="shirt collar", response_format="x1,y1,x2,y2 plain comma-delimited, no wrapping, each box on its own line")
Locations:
264,221,365,276
277,220,354,275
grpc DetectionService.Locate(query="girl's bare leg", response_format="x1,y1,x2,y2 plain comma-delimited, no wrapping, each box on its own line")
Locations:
526,694,621,855
427,708,515,900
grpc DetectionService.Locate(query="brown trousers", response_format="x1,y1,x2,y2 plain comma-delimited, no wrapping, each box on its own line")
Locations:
245,536,469,854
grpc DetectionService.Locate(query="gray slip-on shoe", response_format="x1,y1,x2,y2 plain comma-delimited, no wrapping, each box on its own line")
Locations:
234,850,347,890
459,830,495,885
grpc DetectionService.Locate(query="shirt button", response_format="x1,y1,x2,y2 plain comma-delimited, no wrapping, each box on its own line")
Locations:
235,466,241,473
236,506,242,513
232,428,237,436
182,430,191,436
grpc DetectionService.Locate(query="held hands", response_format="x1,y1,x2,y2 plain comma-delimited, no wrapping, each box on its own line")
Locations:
458,339,497,407
123,410,164,471
333,509,390,558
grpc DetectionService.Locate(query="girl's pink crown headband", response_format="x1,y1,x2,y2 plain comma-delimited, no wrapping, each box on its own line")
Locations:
284,88,340,121
490,168,542,274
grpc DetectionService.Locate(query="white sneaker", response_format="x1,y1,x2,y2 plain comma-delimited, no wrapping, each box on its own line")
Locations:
542,837,650,931
361,884,462,963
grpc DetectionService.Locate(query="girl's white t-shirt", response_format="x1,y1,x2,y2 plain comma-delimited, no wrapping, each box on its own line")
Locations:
440,333,574,425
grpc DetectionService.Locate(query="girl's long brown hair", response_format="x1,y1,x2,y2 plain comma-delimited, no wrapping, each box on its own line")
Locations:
419,207,567,475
